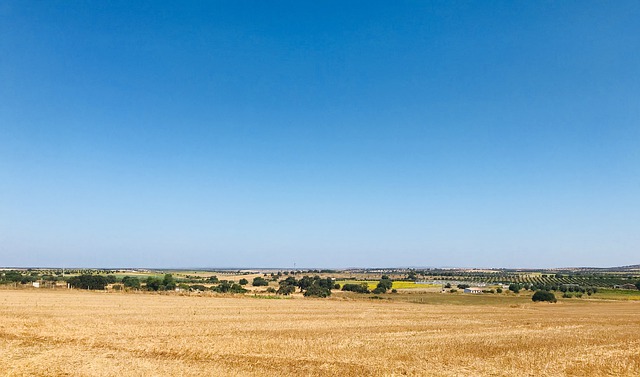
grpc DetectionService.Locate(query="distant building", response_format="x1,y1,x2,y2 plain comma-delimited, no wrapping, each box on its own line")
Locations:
614,284,638,290
464,287,483,294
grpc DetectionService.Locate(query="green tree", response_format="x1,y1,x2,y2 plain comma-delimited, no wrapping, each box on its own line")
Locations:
342,283,370,293
252,277,269,286
282,276,297,286
68,274,108,290
122,276,141,289
276,284,296,295
303,282,331,298
239,278,249,285
145,277,162,291
229,283,247,293
375,277,393,293
162,274,176,290
532,290,557,302
297,276,314,291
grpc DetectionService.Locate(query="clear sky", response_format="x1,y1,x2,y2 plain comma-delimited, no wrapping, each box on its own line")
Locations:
1,1,639,269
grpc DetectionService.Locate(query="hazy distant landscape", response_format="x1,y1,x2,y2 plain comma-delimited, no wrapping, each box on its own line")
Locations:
2,265,640,376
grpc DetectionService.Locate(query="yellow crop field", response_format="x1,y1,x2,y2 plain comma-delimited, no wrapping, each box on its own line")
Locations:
1,289,639,376
337,280,438,290
391,281,438,289
337,280,378,290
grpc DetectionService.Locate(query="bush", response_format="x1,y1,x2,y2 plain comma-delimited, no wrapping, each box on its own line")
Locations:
239,278,249,285
341,283,370,293
303,282,331,298
122,276,141,289
213,281,232,293
276,284,296,295
162,274,176,291
229,283,247,294
68,274,108,290
532,290,557,303
145,277,162,291
496,287,503,293
372,286,387,294
375,278,393,293
449,289,457,293
252,277,269,286
265,287,276,293
563,292,573,298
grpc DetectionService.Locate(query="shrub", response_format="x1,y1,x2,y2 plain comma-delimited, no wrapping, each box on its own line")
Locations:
229,283,247,294
303,282,331,298
372,286,387,294
239,278,249,286
265,287,276,293
276,284,296,295
145,277,162,291
252,277,269,286
532,290,557,303
68,274,108,290
162,274,176,291
213,282,232,293
297,276,314,290
496,287,503,293
341,283,370,293
449,289,458,293
375,278,393,293
122,276,141,289
563,292,573,298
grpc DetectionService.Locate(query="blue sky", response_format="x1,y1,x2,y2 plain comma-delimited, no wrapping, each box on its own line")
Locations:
1,1,639,268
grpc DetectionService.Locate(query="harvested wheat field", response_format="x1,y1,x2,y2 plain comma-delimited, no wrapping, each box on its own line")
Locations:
1,290,639,376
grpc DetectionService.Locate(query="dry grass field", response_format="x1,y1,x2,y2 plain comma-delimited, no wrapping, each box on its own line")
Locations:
1,289,639,376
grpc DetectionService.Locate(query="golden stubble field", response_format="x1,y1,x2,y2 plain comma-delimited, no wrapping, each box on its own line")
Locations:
1,290,639,376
